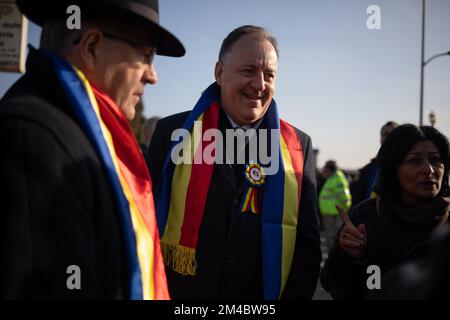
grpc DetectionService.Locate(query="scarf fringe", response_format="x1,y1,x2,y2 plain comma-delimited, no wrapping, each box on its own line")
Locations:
161,241,197,276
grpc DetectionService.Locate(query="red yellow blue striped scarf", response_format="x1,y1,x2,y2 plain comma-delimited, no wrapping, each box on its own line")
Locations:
155,83,304,299
45,50,169,300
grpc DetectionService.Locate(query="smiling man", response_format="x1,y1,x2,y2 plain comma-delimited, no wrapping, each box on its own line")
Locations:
0,0,184,299
146,25,321,300
215,31,277,126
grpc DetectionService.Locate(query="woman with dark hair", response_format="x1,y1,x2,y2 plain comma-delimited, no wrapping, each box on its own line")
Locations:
320,124,450,299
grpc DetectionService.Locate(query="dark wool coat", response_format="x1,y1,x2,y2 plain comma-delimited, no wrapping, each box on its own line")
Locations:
0,48,128,299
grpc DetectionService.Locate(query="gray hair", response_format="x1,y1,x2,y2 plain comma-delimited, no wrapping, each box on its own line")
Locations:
39,19,88,57
218,25,279,61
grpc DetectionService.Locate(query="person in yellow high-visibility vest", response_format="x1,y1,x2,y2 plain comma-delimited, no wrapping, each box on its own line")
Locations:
319,160,352,252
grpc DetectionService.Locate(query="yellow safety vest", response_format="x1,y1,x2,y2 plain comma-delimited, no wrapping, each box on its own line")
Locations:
319,170,352,215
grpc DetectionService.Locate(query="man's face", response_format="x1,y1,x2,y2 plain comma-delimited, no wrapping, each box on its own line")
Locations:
92,29,157,120
322,167,332,179
215,35,278,125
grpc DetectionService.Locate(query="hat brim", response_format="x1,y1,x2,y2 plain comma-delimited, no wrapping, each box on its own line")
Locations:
16,0,185,57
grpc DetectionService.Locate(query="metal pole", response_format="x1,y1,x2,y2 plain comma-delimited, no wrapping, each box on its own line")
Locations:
419,0,425,126
424,52,450,66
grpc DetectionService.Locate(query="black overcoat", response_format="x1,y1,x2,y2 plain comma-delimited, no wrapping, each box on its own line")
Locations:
0,48,128,299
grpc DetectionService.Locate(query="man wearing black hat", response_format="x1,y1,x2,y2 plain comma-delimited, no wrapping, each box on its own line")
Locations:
0,0,184,299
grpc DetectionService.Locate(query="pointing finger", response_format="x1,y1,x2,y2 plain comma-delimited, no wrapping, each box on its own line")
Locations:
336,204,353,227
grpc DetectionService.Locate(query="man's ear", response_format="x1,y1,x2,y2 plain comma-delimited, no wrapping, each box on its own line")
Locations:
78,29,102,72
214,61,223,85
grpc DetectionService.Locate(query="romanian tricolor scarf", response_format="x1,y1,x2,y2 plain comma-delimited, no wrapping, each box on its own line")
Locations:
44,50,169,300
155,82,304,299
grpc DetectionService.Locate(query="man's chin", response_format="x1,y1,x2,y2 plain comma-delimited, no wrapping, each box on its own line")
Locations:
240,113,263,125
119,104,136,121
127,109,136,121
243,107,269,123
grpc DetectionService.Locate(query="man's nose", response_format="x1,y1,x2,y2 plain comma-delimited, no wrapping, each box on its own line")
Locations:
143,64,158,85
251,72,266,92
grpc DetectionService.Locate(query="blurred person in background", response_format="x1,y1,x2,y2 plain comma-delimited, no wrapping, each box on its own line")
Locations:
319,160,352,252
352,121,398,207
140,116,160,154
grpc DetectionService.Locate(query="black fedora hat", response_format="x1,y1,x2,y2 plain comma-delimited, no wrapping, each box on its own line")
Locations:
16,0,185,57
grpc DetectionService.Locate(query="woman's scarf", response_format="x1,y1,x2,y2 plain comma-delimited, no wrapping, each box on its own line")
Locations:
374,196,450,272
155,82,304,299
46,51,169,300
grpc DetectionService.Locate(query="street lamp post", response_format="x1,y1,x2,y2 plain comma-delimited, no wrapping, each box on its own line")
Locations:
420,51,450,126
419,0,426,127
419,0,450,126
429,110,436,127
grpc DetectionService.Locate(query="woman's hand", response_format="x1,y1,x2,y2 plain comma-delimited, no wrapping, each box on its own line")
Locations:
336,205,367,259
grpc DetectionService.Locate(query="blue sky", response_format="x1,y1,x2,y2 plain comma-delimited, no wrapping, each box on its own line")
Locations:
1,0,449,170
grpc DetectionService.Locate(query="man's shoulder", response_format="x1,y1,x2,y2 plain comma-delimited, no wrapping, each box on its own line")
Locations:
0,94,72,129
329,172,343,185
280,118,312,146
156,110,191,132
0,94,95,159
294,127,311,142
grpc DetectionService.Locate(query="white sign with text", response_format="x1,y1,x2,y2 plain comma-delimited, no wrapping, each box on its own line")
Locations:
0,0,28,73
